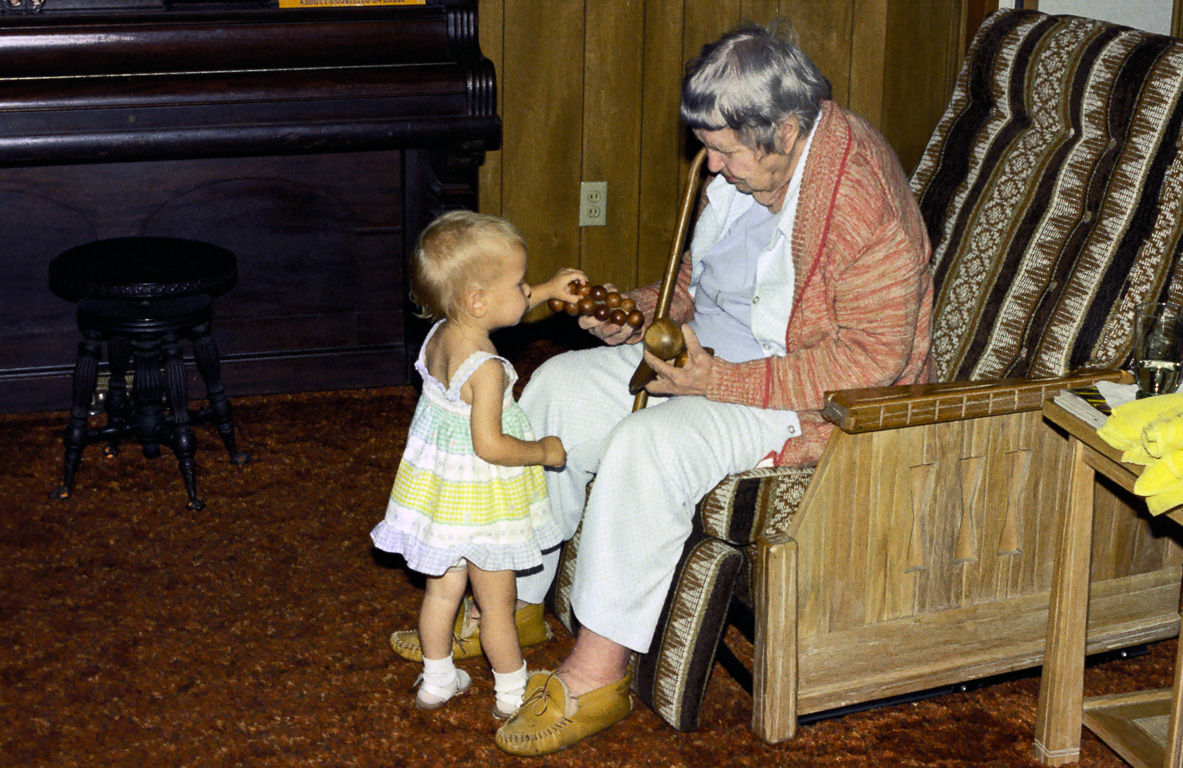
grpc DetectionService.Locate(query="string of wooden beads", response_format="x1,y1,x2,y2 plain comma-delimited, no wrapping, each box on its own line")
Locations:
549,281,645,328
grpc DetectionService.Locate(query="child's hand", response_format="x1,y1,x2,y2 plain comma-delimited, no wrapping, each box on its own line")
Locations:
536,268,588,306
539,436,566,468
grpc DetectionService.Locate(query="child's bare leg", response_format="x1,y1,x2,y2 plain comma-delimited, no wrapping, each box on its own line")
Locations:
419,565,469,660
467,564,521,672
415,563,473,710
469,564,529,716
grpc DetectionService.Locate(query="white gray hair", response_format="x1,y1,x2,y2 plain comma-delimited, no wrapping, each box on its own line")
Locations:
681,21,832,153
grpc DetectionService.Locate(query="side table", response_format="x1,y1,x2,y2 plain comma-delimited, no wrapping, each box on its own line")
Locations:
1034,400,1183,767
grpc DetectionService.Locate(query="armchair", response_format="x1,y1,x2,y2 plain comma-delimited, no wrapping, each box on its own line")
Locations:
549,8,1183,743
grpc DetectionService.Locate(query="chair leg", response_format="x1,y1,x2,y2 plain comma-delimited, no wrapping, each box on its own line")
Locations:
191,320,248,465
752,533,799,743
162,333,203,512
52,330,103,500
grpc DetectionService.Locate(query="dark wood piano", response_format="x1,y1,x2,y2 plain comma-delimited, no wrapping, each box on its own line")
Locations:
0,0,500,412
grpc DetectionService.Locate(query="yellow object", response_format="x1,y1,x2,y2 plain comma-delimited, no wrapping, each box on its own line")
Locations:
279,0,425,8
1097,392,1183,514
495,671,633,756
389,597,553,662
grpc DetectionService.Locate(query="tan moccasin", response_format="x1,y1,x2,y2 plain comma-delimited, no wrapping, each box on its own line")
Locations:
389,597,553,662
494,671,633,756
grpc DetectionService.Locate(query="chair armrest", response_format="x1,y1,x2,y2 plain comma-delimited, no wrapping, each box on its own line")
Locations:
822,369,1130,433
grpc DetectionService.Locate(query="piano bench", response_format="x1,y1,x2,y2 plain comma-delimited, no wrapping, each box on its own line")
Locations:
48,236,249,511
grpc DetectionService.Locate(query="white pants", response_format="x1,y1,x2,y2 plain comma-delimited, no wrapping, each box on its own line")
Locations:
517,343,800,652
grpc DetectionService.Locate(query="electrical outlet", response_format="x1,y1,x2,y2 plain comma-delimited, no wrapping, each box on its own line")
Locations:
580,181,607,226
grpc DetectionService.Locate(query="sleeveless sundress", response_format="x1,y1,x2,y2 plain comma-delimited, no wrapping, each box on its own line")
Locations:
370,322,563,576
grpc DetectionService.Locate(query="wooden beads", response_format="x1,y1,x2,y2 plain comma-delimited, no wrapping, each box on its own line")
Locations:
551,282,644,327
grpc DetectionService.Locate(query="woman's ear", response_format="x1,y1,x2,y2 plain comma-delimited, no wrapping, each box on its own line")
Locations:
776,116,800,153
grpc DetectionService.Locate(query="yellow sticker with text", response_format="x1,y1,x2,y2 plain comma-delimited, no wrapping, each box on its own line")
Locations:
279,0,426,7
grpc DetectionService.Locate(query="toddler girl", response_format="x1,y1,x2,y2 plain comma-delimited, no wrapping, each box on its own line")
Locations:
371,210,585,719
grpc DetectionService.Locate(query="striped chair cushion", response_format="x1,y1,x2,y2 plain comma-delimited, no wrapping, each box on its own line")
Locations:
696,466,816,545
913,9,1183,383
633,533,744,732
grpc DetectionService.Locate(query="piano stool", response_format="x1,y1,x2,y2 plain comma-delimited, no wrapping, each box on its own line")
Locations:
48,237,249,511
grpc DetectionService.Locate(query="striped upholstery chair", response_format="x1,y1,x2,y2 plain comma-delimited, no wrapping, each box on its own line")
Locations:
550,9,1183,742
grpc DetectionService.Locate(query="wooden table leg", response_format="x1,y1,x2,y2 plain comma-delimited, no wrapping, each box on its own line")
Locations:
1034,436,1095,765
1165,623,1183,767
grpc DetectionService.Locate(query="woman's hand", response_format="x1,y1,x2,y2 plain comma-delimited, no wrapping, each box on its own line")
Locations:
577,283,643,345
644,325,713,397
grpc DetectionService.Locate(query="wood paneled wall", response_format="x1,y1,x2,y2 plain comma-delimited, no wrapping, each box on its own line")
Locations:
477,1,970,307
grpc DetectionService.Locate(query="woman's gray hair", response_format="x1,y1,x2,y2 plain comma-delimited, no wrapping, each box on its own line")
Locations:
681,21,832,153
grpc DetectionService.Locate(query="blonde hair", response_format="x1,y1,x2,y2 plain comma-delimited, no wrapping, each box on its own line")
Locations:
409,210,526,321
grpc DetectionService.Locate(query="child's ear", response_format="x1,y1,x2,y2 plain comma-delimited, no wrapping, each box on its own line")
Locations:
465,287,487,318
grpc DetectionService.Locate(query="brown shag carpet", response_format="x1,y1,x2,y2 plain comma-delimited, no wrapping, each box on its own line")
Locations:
1,327,1174,767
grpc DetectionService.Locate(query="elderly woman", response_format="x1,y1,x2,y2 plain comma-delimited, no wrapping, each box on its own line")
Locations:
392,20,933,755
489,21,934,754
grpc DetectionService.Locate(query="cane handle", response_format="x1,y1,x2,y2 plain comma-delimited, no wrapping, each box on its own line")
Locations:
632,147,708,412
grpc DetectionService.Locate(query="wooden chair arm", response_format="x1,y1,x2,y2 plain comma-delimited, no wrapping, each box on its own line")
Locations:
822,369,1131,433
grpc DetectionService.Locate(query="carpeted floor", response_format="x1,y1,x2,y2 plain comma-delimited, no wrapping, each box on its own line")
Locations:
0,327,1173,767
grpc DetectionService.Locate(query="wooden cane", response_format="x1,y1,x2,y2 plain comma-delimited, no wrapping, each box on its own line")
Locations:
630,147,708,412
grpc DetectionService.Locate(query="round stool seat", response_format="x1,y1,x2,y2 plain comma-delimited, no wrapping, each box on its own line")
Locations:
49,236,237,303
77,294,213,337
49,236,246,511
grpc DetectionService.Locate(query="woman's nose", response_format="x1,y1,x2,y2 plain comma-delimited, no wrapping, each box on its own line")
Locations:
705,150,725,174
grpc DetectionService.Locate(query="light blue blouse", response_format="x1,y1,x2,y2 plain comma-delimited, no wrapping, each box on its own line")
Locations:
687,123,817,363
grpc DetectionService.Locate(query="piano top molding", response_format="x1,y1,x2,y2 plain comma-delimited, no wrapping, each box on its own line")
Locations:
0,0,470,17
0,0,499,166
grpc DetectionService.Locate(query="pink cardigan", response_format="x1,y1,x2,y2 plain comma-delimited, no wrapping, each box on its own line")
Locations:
631,102,933,467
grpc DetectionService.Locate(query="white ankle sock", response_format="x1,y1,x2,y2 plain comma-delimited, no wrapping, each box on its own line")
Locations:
418,655,469,706
493,661,529,714
423,654,456,680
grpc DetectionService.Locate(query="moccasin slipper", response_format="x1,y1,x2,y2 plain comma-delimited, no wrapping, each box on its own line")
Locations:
390,598,553,663
494,670,632,756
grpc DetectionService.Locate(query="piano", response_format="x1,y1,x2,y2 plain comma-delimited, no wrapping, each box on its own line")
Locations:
0,0,500,412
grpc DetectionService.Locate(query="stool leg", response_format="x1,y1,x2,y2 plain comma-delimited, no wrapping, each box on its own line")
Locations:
103,335,132,458
162,333,203,512
131,337,165,461
192,320,248,465
52,330,102,500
